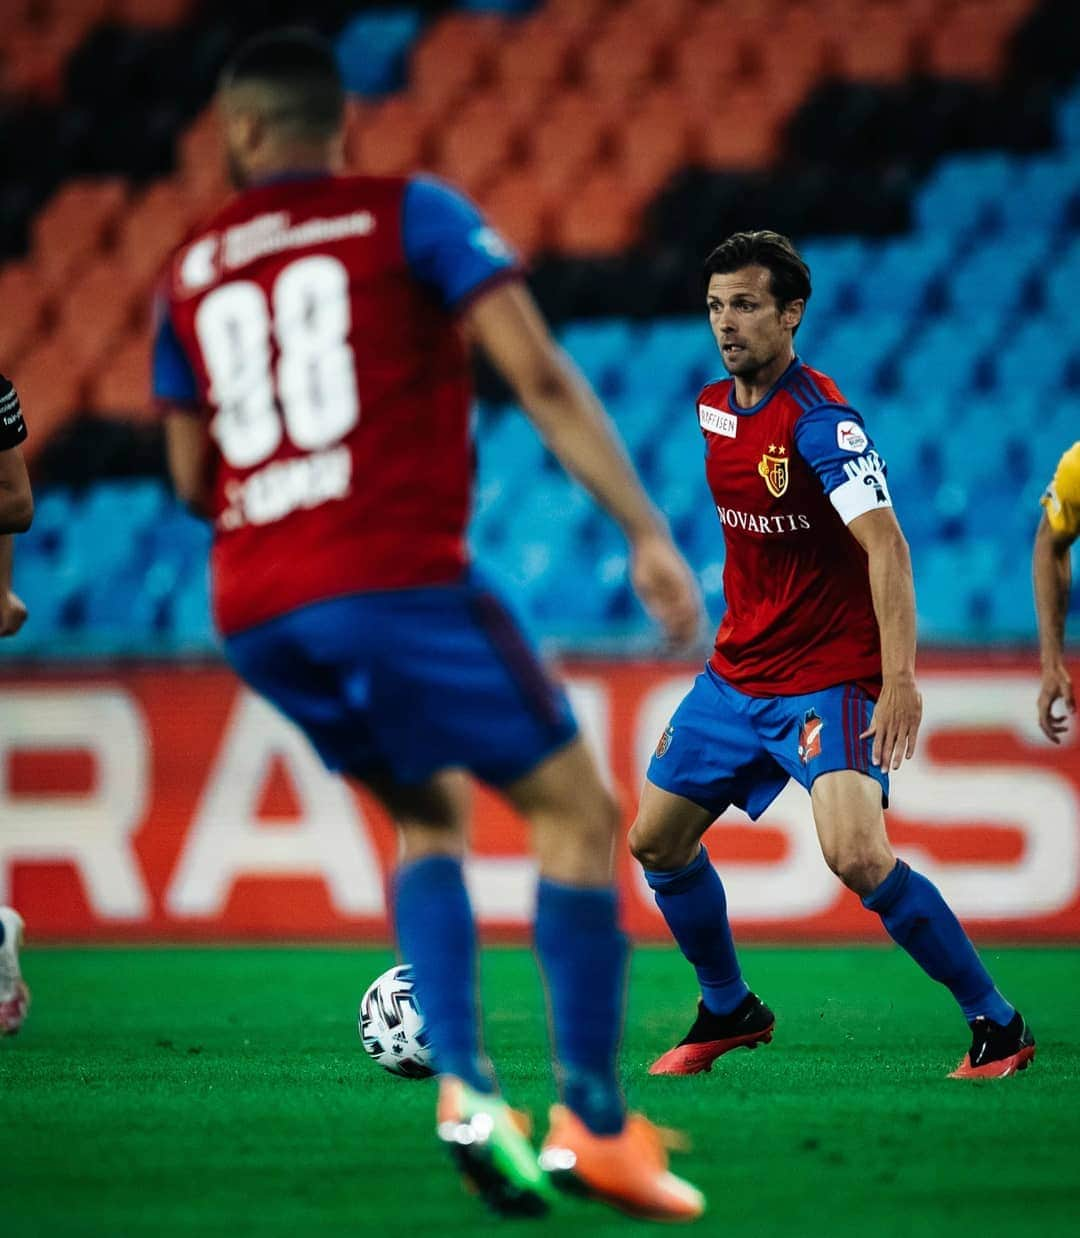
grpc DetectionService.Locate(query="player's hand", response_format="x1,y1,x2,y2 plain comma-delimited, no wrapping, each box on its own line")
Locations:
1037,662,1075,744
0,589,27,637
629,532,704,651
861,672,922,771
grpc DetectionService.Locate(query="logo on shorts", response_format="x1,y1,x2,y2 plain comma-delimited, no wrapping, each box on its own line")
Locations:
655,724,674,758
757,444,788,498
797,709,824,764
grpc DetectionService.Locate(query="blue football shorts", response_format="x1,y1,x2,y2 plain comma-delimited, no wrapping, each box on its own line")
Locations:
225,569,578,788
647,664,889,819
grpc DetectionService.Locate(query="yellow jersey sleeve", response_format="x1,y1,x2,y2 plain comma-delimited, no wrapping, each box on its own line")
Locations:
1041,441,1080,539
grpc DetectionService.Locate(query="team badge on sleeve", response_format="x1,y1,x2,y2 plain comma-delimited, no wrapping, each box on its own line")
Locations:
836,420,868,453
757,444,789,498
797,710,824,764
655,724,674,758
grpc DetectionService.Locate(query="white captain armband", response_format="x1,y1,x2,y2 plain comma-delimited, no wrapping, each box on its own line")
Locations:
828,451,893,524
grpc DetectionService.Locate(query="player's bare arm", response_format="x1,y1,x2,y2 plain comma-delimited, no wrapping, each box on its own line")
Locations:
0,441,32,535
0,373,33,636
1033,511,1075,743
465,280,703,648
848,506,921,770
163,407,213,517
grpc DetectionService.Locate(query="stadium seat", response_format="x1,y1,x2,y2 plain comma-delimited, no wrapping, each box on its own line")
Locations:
914,151,1017,236
13,338,86,454
0,261,52,364
435,96,521,199
351,97,433,178
479,169,550,259
31,177,127,289
335,9,424,98
559,319,635,398
87,333,154,420
114,179,200,292
53,259,142,367
857,235,951,316
926,0,1036,82
831,5,918,84
492,17,576,93
409,13,508,112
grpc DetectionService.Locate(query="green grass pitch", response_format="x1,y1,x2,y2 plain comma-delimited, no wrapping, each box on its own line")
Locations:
3,945,1078,1238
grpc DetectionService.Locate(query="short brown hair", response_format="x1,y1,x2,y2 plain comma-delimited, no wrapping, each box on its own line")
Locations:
703,230,812,310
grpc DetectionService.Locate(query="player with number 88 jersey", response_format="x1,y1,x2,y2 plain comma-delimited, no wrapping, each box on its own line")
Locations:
153,28,705,1224
156,171,497,636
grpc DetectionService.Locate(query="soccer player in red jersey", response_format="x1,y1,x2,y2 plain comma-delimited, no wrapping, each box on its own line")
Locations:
153,30,704,1221
0,371,32,1036
630,232,1035,1081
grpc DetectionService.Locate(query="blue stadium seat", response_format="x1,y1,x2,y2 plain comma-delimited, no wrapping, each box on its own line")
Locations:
335,10,424,98
809,315,906,399
559,319,635,399
797,238,869,316
914,153,1016,236
1056,84,1080,149
480,407,546,480
996,154,1080,234
942,237,1048,317
891,319,995,400
857,236,952,316
166,567,216,650
985,321,1071,393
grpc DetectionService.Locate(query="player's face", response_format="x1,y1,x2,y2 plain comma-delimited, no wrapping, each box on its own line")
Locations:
706,267,801,378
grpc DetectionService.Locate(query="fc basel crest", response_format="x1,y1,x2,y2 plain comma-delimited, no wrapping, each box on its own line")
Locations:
655,724,674,758
797,709,823,765
757,443,788,498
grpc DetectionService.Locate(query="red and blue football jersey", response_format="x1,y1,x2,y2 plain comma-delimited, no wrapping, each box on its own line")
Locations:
698,358,893,696
153,173,518,636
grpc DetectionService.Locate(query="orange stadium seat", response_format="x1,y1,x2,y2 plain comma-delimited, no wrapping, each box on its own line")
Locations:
554,170,648,257
581,17,667,98
671,34,752,112
435,98,522,200
115,180,201,293
87,332,154,422
525,93,618,200
696,84,786,170
927,0,1036,81
351,98,433,177
53,260,143,368
612,103,695,201
32,178,128,290
540,0,612,34
0,263,53,366
0,26,68,102
493,19,577,94
832,5,919,83
14,338,86,456
409,14,508,113
479,170,550,261
619,0,700,42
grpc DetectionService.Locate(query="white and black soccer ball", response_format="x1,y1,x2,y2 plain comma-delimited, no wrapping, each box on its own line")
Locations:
358,963,434,1079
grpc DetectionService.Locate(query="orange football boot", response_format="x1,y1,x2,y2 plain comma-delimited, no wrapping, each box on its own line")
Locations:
539,1105,705,1221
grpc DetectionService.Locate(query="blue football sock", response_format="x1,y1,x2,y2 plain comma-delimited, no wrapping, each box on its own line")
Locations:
393,855,493,1093
534,880,627,1136
644,846,750,1016
863,860,1015,1026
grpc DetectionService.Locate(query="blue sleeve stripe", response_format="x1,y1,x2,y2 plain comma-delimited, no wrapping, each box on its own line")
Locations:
801,371,827,404
786,375,817,411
